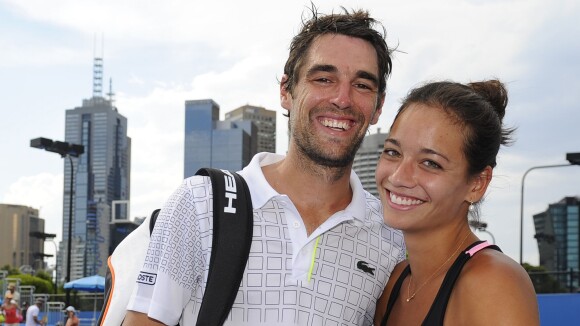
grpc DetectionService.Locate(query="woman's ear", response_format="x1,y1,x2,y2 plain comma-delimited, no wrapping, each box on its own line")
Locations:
468,166,493,202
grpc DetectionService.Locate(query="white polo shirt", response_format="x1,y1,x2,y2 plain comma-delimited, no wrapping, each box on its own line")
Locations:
128,153,405,325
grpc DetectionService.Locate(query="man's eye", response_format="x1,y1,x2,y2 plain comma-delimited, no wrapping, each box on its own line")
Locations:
355,83,372,90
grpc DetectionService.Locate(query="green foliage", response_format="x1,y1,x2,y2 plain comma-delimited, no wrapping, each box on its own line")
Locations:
1,265,20,275
34,270,53,282
7,274,54,294
523,263,568,293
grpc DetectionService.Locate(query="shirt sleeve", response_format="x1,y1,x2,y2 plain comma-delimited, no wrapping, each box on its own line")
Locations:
127,176,213,325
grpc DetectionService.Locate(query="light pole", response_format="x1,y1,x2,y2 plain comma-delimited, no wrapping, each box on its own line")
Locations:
519,152,580,265
31,137,84,305
30,232,58,294
469,220,496,244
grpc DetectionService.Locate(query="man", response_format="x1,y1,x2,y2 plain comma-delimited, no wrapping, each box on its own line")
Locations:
25,298,44,326
125,6,405,325
65,306,79,326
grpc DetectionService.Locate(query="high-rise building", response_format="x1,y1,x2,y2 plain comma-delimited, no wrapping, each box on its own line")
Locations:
533,196,580,290
59,57,131,280
225,105,277,154
352,129,387,197
0,204,45,269
184,99,258,178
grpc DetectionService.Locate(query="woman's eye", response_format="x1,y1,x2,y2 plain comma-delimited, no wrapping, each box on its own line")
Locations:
383,149,399,157
423,160,442,169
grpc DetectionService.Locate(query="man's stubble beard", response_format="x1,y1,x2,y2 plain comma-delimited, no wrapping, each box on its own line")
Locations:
290,110,367,169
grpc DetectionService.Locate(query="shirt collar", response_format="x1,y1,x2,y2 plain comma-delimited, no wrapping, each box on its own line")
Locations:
238,152,284,209
238,152,369,222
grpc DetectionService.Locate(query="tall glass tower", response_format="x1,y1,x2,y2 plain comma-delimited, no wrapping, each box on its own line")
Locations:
59,58,131,280
534,196,580,290
184,99,257,178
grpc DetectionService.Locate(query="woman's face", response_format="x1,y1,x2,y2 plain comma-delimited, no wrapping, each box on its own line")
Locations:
376,103,483,232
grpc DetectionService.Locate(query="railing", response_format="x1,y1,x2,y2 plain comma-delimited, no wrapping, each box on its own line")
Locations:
528,269,579,293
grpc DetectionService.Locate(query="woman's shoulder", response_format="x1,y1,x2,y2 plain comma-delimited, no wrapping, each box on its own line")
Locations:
449,246,539,324
461,246,529,285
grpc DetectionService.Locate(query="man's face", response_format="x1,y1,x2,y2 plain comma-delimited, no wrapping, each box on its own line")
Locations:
281,33,384,168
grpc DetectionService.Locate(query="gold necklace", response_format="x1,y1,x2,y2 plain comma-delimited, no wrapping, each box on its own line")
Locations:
406,232,470,302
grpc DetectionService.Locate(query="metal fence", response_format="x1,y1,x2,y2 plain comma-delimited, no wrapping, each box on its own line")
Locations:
1,273,103,326
529,269,579,293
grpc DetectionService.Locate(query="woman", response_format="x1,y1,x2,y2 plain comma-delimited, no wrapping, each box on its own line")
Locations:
1,293,22,326
374,80,539,325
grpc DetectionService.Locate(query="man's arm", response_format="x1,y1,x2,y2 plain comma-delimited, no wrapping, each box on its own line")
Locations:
33,314,44,326
123,311,166,326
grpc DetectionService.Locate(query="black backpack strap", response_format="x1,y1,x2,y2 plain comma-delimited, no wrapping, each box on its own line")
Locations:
149,208,161,235
195,168,253,326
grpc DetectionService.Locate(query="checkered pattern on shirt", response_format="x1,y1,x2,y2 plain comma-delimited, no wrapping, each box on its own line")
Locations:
142,176,405,325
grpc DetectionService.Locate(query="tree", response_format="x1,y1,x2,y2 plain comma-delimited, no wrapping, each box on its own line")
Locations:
523,263,567,293
34,270,53,282
1,264,20,275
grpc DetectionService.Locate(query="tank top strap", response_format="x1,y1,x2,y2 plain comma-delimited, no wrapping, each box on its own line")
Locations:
465,240,497,257
380,264,411,326
422,240,501,325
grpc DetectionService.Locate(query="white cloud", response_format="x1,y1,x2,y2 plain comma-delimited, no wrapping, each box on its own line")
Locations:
1,0,579,267
2,173,64,246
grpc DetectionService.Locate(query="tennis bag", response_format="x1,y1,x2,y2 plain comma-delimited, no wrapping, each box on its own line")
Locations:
98,168,253,325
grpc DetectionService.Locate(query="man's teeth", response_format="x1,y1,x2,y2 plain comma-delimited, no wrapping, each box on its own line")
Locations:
390,193,423,206
322,119,350,130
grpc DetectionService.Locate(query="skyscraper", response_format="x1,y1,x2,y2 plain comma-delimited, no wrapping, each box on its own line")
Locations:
352,129,387,197
59,58,131,280
534,196,580,290
225,104,277,154
184,99,258,178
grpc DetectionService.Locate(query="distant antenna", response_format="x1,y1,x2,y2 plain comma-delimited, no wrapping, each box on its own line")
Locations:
107,78,115,106
92,33,104,98
93,57,103,97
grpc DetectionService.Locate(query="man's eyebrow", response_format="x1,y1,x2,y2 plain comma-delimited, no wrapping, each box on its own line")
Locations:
306,64,337,77
306,64,379,87
357,70,379,87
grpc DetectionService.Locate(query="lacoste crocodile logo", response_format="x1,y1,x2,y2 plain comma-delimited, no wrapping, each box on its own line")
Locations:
356,261,375,276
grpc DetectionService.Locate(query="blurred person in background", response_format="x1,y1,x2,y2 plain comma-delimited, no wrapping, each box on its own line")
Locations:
65,306,79,326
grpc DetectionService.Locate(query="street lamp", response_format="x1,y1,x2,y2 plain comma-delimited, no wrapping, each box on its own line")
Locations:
519,152,580,265
469,220,496,244
30,137,84,305
30,232,58,294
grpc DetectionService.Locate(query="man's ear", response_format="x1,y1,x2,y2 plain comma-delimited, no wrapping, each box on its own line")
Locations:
280,74,292,110
371,93,385,125
467,166,493,202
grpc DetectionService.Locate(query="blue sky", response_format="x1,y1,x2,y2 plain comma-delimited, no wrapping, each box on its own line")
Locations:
1,0,579,266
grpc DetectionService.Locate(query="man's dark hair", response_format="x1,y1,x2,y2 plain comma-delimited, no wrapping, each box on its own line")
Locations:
282,5,393,95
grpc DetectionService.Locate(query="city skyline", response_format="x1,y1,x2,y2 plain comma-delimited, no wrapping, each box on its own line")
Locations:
1,0,579,267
